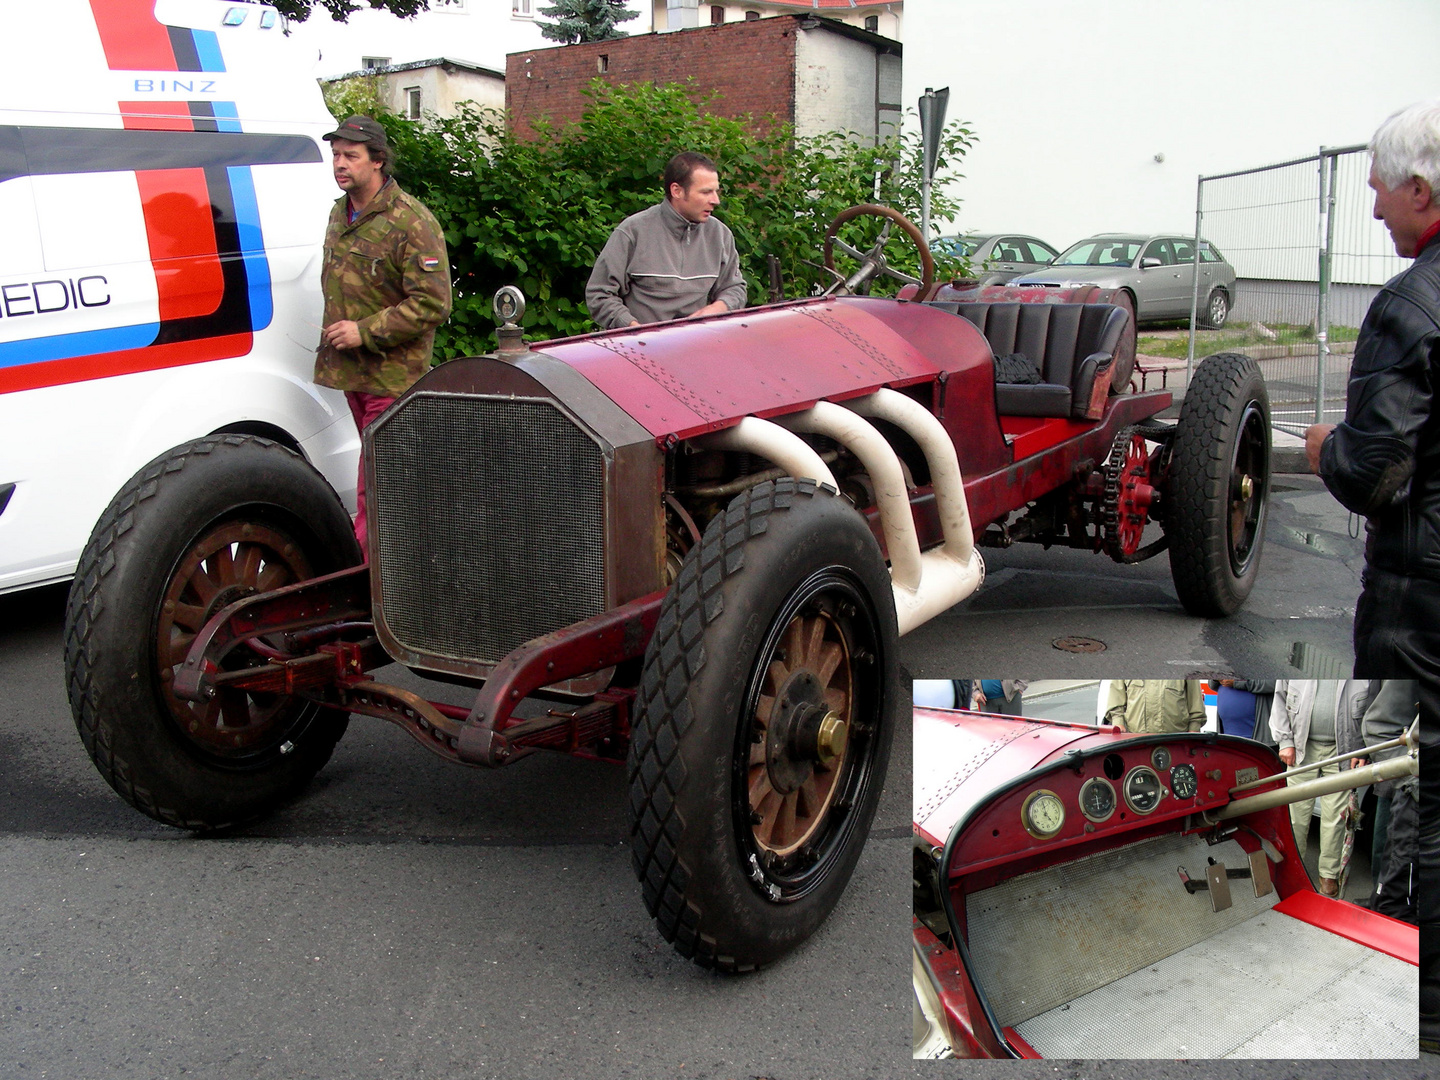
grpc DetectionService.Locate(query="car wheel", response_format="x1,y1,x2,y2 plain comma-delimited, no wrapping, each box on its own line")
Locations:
628,478,899,971
1164,353,1270,617
64,434,362,830
1100,287,1138,392
1203,289,1230,330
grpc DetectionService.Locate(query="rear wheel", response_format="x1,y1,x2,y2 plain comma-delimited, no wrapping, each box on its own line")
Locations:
628,479,899,971
64,435,362,830
1203,288,1230,329
1165,353,1270,616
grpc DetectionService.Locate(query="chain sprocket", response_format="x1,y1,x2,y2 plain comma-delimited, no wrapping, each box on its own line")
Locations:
1101,426,1163,562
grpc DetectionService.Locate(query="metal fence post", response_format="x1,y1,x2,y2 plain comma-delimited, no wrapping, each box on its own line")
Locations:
1315,149,1340,424
1187,174,1203,384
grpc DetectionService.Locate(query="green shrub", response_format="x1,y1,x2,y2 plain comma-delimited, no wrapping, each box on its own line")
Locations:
327,79,975,355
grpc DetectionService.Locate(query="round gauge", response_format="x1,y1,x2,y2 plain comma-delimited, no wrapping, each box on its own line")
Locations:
1020,789,1066,839
1151,745,1172,771
1079,776,1117,823
1123,766,1163,814
1170,762,1198,799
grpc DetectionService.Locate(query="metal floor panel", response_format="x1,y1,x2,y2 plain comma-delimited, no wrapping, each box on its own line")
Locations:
1014,908,1417,1059
966,831,1280,1027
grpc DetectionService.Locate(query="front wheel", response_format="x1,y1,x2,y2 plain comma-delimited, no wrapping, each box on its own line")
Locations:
628,479,899,971
64,435,362,830
1165,352,1270,617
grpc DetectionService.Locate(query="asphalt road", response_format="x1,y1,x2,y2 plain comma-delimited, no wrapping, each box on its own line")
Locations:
900,471,1365,679
1,467,1426,1079
0,582,910,1080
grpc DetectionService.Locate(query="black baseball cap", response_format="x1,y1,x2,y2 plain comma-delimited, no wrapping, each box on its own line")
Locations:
323,115,389,151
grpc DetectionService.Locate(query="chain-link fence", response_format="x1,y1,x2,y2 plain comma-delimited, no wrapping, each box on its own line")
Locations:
1186,146,1407,435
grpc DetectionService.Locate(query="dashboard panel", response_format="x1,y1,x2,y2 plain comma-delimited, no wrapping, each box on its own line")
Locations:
947,733,1283,880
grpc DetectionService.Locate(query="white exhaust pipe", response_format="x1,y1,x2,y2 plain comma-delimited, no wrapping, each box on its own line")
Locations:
718,391,984,637
845,390,984,635
694,416,838,491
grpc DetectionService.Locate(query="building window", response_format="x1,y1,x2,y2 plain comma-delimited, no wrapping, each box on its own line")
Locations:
597,54,609,73
361,56,390,70
405,87,421,120
711,5,724,24
744,10,759,21
433,0,466,9
512,0,532,16
864,15,878,32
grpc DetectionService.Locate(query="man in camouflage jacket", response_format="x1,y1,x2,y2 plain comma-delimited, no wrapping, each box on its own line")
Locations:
315,115,451,552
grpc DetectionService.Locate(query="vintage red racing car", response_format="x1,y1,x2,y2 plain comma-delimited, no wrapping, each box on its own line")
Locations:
64,206,1273,971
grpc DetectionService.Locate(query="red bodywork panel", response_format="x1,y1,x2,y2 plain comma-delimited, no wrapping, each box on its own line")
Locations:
1275,890,1419,966
534,296,1170,543
532,295,996,441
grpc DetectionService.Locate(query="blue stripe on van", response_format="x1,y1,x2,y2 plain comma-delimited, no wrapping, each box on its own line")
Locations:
211,102,242,134
227,166,272,331
191,30,226,73
0,323,160,369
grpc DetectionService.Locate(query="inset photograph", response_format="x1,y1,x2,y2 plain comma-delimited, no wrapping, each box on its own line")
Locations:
913,678,1420,1060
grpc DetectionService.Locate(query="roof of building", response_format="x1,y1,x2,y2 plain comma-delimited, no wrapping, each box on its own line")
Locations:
323,57,505,84
760,1,902,8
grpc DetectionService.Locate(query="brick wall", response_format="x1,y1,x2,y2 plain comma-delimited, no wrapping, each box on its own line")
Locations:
506,17,799,140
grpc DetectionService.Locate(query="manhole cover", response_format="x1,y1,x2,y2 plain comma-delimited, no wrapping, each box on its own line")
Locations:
1053,636,1106,653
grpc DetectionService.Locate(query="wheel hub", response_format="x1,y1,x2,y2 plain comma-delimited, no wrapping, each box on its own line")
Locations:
765,670,849,794
156,520,314,759
746,603,855,859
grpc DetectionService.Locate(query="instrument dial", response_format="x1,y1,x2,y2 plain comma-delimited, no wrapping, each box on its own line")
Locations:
1170,762,1198,799
1079,776,1116,823
1021,789,1066,839
1123,766,1162,814
1151,745,1172,771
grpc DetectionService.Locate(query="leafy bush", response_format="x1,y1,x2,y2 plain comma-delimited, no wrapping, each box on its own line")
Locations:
323,78,975,356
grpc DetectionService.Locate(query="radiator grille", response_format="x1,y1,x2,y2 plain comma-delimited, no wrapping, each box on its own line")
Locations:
370,393,606,666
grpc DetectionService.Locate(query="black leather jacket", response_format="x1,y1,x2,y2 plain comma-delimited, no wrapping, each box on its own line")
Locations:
1320,232,1440,580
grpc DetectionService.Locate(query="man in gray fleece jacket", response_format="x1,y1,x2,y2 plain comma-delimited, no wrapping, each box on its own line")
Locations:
586,152,747,329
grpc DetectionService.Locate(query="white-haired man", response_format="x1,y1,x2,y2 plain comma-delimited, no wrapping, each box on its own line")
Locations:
1304,99,1438,1056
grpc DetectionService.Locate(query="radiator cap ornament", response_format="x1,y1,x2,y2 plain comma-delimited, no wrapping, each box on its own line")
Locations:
493,286,528,356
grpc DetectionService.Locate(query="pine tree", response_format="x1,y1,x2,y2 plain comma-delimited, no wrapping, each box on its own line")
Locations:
537,0,638,44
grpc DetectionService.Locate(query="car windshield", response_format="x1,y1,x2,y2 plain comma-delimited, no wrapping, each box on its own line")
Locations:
935,236,983,257
1054,240,1141,268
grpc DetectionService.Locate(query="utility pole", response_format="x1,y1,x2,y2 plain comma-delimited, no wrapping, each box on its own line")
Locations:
918,86,949,243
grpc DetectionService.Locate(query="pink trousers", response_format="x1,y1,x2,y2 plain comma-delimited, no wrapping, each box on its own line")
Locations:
345,390,396,557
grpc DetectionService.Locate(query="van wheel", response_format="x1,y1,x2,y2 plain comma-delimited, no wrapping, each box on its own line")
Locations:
64,435,361,830
628,479,899,971
1165,353,1270,617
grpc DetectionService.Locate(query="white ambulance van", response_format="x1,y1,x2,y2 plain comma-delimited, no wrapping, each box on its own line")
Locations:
0,0,356,595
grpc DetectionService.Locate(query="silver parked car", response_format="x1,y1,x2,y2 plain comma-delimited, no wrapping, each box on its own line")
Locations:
1012,233,1237,327
931,233,1059,287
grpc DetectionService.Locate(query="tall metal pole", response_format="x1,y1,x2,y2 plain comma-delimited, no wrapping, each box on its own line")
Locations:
1187,174,1204,385
918,87,948,243
1316,149,1339,425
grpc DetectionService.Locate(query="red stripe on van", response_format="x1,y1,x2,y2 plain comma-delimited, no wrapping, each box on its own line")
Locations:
135,169,226,321
120,102,195,132
90,0,177,71
0,333,254,396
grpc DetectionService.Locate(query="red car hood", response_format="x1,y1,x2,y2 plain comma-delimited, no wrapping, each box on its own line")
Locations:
913,708,1137,847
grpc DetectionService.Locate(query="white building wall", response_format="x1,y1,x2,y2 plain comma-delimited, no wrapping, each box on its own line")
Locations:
382,67,507,119
901,0,1440,250
795,31,879,141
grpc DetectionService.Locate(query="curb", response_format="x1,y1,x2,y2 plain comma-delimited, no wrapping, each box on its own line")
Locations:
1273,445,1310,474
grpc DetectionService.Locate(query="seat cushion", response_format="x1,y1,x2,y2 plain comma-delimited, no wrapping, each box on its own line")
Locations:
995,382,1073,417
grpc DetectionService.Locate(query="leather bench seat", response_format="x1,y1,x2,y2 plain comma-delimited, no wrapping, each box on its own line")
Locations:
927,301,1130,419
